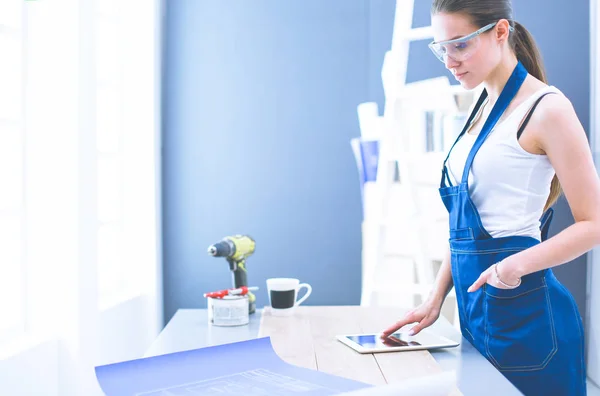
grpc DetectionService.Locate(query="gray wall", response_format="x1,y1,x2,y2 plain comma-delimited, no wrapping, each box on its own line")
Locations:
162,0,589,323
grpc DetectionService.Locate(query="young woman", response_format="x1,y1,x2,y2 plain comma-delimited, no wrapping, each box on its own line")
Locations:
382,1,600,395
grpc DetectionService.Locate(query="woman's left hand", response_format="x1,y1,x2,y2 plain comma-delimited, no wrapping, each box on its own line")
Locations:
467,262,520,292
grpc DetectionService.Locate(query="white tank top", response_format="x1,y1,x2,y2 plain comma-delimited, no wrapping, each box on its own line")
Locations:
446,85,559,240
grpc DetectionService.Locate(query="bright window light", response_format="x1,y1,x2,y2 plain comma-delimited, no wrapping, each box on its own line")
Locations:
95,8,141,307
97,224,125,299
0,0,24,339
0,127,23,211
0,34,22,120
95,0,118,18
95,16,119,87
0,213,23,333
98,157,122,224
0,1,22,29
96,86,121,153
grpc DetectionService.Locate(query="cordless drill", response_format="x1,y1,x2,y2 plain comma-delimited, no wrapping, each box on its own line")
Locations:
207,235,256,314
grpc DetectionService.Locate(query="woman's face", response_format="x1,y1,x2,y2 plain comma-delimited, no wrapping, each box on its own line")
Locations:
430,13,501,90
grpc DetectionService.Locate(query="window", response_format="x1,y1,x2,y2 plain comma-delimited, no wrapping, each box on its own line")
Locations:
95,3,129,306
0,1,162,392
95,1,151,307
0,1,24,337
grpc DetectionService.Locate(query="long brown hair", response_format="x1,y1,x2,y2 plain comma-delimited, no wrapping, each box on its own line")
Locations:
432,0,562,211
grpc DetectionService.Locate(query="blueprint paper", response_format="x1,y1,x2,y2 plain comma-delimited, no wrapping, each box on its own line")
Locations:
95,337,372,396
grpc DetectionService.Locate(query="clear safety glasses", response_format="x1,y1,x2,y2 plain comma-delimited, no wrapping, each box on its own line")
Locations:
428,22,504,63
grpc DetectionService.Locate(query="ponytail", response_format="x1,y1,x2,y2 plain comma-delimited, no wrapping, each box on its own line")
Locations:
511,21,562,212
512,22,546,84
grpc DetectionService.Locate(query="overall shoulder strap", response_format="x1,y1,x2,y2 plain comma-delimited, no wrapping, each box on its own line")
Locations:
440,89,488,187
460,62,528,184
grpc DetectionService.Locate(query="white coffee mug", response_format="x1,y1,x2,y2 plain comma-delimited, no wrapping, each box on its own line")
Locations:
266,278,312,316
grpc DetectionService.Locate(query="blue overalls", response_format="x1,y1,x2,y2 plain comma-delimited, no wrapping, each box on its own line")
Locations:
439,61,586,395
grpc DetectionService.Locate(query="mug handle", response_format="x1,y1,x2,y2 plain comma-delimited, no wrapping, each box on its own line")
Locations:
295,283,312,306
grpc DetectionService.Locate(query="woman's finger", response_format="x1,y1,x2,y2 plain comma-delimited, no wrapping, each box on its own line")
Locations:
408,315,434,336
467,270,489,292
381,312,417,337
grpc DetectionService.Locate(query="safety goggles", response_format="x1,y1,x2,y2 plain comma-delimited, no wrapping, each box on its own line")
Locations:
428,22,503,63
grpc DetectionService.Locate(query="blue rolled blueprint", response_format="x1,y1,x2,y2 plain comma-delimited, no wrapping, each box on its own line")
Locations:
95,337,372,396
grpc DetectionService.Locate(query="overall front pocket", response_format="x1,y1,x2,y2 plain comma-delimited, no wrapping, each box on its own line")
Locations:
484,278,557,372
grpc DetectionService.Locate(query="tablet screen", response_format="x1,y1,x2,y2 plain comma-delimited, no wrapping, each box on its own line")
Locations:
346,331,448,349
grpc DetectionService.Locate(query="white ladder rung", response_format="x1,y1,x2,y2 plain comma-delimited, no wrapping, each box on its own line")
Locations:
403,26,434,41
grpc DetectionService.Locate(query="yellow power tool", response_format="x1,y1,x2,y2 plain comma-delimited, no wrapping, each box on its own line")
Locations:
207,235,256,314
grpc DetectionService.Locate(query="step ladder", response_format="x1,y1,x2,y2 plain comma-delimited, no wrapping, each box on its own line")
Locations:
361,0,432,307
359,1,461,327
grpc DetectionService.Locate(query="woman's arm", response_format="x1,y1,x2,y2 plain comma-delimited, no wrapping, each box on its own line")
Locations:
382,245,452,336
468,93,600,292
430,245,454,305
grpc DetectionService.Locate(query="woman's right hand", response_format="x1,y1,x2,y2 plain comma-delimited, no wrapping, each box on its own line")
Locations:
380,298,443,338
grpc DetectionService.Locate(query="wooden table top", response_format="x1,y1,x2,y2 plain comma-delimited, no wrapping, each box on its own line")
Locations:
258,305,461,394
145,307,525,395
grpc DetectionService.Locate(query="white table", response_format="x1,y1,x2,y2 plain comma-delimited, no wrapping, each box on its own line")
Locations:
145,306,523,396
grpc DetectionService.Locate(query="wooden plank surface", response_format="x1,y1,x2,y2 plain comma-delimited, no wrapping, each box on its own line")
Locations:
302,306,387,386
260,305,462,395
258,306,317,370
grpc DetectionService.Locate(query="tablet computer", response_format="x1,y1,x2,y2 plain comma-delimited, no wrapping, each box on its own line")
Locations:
336,330,459,354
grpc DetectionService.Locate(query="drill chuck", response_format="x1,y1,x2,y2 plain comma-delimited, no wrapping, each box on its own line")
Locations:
207,235,255,260
207,240,233,257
